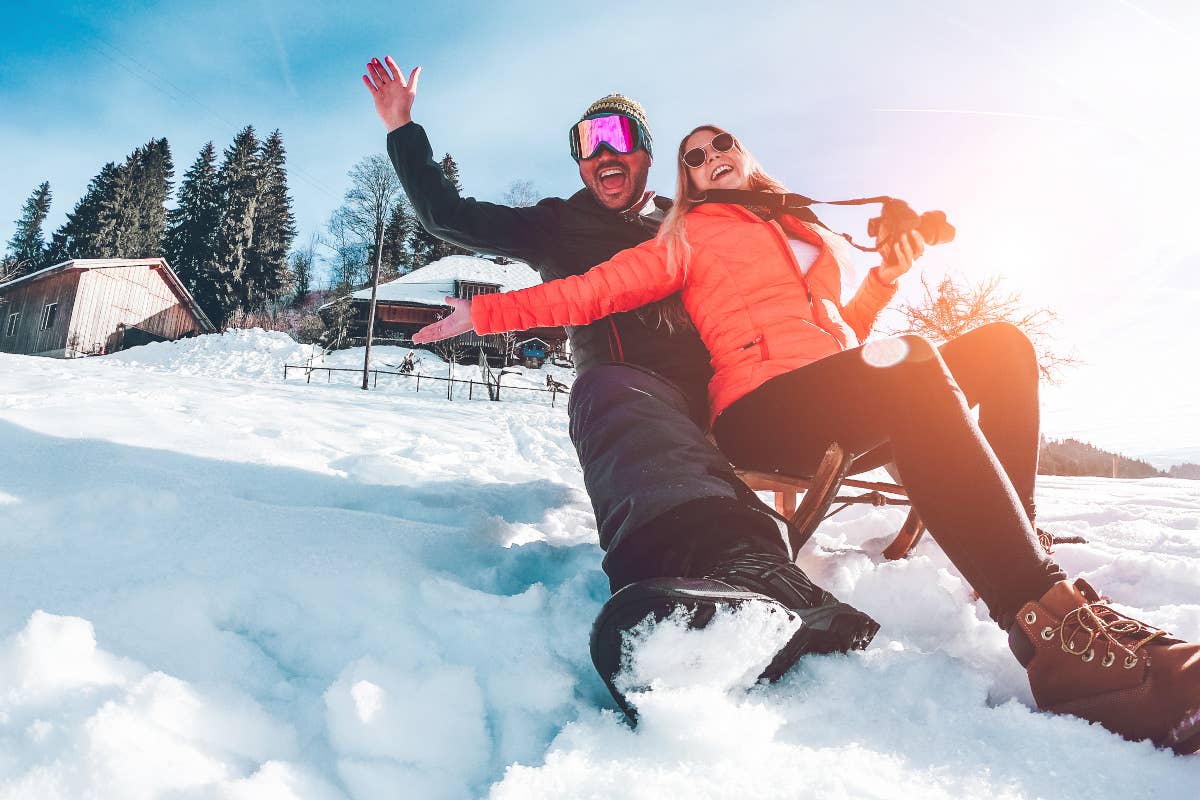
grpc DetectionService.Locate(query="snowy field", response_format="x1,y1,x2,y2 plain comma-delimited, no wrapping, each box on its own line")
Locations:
0,329,1197,799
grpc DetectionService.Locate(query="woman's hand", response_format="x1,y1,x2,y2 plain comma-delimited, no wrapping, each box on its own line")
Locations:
362,56,421,131
876,230,926,285
412,297,473,344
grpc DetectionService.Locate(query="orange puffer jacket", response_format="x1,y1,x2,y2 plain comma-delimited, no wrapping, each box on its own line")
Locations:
472,202,899,427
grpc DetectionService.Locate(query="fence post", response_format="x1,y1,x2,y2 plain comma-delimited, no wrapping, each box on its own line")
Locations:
416,374,421,392
469,380,473,400
373,370,378,388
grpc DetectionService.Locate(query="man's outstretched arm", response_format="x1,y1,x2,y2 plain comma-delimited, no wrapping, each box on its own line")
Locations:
363,56,556,264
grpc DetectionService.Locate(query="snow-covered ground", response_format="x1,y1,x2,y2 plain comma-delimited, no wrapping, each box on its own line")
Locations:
0,329,1197,799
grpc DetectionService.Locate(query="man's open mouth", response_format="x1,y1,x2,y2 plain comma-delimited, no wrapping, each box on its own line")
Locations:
598,166,627,191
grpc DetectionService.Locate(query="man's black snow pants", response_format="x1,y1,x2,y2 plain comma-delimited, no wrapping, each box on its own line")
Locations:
567,363,791,592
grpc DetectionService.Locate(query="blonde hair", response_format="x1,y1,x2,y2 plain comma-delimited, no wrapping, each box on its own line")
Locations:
657,124,855,282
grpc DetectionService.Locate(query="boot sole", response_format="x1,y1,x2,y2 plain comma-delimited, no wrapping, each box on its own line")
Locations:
797,602,880,652
1172,729,1200,756
1168,711,1200,755
760,601,880,681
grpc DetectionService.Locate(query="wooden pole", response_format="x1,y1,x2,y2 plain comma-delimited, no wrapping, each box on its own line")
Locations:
362,236,385,390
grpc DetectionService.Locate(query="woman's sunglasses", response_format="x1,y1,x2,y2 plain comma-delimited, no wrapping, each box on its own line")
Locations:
682,132,735,168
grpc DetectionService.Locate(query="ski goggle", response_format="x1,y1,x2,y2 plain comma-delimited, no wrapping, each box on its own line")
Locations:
569,113,647,162
682,132,736,168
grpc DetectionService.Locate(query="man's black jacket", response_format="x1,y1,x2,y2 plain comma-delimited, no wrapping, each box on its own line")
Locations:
386,122,713,411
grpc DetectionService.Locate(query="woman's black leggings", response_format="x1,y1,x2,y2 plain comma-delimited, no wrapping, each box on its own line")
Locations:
712,322,1066,629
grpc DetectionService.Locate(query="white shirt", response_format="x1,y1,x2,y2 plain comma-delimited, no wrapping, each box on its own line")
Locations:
788,237,822,276
788,232,859,304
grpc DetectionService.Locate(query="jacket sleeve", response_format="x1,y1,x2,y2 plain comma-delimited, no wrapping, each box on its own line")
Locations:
387,123,556,264
470,237,681,334
841,267,900,341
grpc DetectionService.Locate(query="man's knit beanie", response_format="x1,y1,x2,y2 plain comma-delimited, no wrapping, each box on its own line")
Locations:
581,93,653,157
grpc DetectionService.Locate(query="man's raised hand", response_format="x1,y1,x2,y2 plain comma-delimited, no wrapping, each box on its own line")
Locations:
362,56,421,131
412,297,473,344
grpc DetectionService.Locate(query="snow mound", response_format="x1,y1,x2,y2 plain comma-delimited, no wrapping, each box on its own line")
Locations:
98,328,317,382
2,339,1200,798
0,611,341,799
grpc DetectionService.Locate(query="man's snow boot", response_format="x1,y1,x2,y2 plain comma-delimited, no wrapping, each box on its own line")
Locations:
1009,578,1200,755
702,551,879,657
591,554,878,724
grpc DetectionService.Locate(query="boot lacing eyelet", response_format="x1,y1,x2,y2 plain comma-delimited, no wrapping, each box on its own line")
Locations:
1024,611,1037,625
1055,601,1167,672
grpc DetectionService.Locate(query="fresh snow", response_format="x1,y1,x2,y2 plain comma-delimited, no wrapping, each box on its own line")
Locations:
0,328,1197,799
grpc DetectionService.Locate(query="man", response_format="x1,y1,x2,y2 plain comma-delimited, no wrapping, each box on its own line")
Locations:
360,57,880,708
361,59,1200,752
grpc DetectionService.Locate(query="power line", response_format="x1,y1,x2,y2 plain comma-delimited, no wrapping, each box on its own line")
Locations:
78,29,343,201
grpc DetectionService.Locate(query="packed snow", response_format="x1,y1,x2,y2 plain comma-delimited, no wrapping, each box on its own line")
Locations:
0,329,1197,799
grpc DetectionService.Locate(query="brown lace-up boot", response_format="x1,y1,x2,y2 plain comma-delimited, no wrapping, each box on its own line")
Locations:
1010,578,1200,754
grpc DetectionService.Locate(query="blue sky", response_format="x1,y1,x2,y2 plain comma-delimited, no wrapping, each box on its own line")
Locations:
2,0,1199,457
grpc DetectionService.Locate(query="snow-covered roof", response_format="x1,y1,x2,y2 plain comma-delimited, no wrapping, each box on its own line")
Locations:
349,255,542,307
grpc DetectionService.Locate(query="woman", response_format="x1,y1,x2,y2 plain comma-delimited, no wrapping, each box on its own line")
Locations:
415,126,1200,754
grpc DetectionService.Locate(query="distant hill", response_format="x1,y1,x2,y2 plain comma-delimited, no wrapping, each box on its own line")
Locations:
1137,446,1200,472
1039,437,1199,479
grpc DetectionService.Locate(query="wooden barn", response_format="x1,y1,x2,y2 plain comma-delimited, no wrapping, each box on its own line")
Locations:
0,258,215,358
323,255,569,364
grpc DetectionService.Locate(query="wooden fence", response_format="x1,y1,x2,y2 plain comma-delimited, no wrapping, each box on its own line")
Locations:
282,363,568,407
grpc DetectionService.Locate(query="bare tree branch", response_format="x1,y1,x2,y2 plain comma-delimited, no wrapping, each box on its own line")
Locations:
502,179,541,208
885,271,1081,383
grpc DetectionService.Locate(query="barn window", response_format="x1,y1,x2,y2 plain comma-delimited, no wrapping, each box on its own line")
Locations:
4,312,18,336
39,303,58,331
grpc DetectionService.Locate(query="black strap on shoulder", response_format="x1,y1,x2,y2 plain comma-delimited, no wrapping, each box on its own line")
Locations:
694,189,891,252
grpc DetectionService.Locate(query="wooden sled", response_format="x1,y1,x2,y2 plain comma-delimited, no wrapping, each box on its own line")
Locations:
735,442,927,560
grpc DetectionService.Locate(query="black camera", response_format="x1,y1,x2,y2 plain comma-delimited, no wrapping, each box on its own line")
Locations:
867,199,955,251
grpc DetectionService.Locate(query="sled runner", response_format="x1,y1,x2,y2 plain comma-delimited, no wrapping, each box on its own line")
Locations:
735,442,926,560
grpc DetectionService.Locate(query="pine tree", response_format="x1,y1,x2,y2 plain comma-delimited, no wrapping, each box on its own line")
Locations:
130,138,173,257
381,198,417,279
46,163,122,263
211,126,261,326
431,154,473,261
244,130,297,308
410,152,474,267
5,181,52,278
440,153,463,193
164,142,221,321
89,138,174,258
